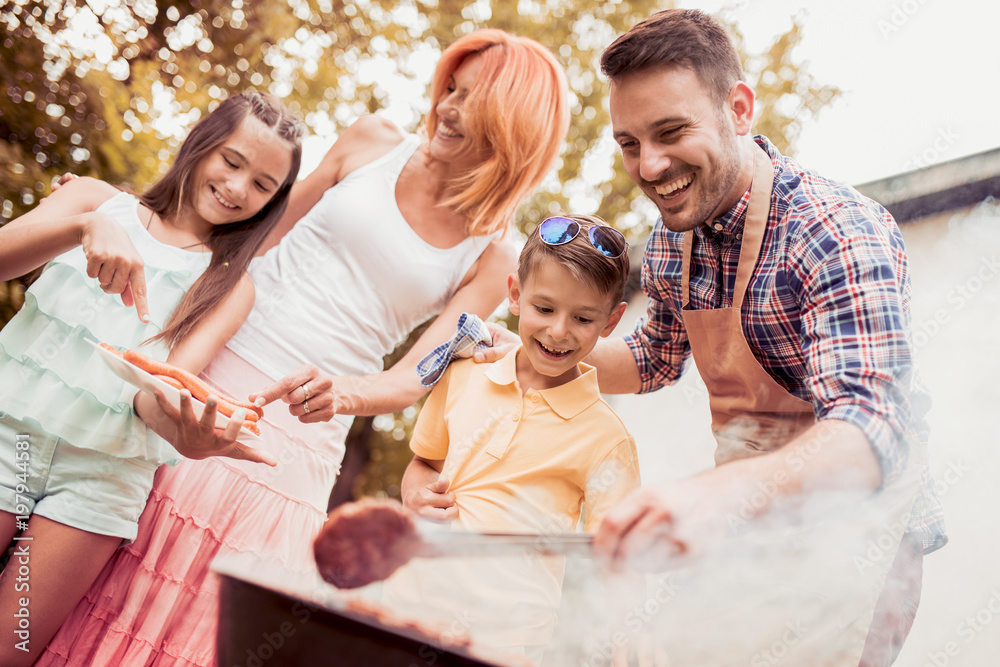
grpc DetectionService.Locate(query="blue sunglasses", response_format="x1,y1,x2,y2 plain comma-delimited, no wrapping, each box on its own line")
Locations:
538,217,628,258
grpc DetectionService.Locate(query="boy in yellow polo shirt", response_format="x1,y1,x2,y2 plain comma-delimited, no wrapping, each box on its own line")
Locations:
382,214,641,662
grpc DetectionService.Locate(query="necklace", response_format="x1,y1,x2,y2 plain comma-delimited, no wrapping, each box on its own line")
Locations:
145,207,207,250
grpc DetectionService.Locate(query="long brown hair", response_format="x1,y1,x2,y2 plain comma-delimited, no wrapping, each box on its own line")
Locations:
144,91,304,348
425,30,569,237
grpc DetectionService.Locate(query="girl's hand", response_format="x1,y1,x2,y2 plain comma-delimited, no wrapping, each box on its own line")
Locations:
403,476,458,522
154,388,277,466
81,211,150,323
250,364,336,423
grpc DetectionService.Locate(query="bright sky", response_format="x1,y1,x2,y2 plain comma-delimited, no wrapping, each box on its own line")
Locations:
687,0,1000,185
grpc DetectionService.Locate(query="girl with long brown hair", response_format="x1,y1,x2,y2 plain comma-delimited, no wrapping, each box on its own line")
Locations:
38,29,570,667
0,90,303,666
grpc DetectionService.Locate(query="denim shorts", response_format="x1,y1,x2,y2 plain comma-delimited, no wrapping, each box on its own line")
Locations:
0,415,158,541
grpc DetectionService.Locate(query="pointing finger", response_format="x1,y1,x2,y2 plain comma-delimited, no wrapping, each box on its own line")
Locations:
129,265,150,323
250,365,316,406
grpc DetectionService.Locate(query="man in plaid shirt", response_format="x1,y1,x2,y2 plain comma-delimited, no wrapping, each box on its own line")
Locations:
580,8,947,666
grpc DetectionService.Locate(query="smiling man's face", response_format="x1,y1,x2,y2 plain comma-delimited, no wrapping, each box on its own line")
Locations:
610,65,749,232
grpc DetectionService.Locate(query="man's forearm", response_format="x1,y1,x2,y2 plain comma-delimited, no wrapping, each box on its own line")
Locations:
713,418,881,519
586,337,643,394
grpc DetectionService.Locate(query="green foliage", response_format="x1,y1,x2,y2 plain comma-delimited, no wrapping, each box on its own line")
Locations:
0,0,839,500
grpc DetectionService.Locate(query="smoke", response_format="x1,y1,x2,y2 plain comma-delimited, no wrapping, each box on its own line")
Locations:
893,199,1000,666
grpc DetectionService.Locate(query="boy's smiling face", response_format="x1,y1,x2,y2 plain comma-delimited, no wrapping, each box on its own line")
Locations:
509,260,626,390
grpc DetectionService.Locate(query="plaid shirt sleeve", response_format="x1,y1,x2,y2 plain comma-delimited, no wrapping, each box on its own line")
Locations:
623,225,691,393
786,199,917,486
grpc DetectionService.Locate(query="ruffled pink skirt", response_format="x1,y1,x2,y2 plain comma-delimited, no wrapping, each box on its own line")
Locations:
37,348,349,666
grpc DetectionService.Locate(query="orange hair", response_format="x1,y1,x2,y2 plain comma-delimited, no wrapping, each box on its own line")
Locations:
425,30,569,237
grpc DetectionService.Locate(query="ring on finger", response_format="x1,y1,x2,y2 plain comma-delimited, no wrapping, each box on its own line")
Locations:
303,400,311,414
302,382,311,401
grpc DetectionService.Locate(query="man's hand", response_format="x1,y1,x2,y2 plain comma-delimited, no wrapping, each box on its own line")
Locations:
153,389,277,466
472,322,519,363
594,474,739,572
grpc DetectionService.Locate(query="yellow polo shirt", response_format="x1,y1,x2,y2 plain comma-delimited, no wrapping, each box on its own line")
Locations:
412,345,640,534
380,346,640,649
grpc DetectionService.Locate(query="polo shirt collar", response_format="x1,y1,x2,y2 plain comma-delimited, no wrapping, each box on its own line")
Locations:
484,346,602,420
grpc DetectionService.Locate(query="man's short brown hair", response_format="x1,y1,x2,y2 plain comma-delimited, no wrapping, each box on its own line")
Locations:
518,214,630,307
600,9,745,106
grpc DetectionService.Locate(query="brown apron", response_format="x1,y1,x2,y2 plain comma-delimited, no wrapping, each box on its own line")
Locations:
669,145,912,665
680,146,815,464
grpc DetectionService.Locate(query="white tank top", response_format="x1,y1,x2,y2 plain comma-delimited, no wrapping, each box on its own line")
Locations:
228,135,497,387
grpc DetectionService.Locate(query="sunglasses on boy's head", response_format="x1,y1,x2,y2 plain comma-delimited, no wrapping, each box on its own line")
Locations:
538,217,628,258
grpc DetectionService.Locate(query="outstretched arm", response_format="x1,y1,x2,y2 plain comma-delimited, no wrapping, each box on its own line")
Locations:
0,177,151,321
250,236,517,420
594,419,879,570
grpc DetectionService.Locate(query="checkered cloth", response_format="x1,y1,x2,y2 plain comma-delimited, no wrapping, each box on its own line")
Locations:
416,313,493,387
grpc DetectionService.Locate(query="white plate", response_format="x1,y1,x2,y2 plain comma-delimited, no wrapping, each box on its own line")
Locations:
87,339,261,441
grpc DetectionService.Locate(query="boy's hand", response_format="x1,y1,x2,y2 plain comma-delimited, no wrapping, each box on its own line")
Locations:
472,322,519,363
404,476,458,522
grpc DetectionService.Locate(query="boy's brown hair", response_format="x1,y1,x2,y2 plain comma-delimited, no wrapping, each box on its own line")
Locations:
518,214,630,306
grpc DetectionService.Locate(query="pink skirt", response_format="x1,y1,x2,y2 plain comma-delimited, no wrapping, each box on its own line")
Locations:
37,348,349,666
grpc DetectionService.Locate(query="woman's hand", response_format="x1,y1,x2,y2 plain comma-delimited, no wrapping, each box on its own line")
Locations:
81,211,150,322
472,322,520,363
249,364,337,423
147,389,277,466
52,172,79,191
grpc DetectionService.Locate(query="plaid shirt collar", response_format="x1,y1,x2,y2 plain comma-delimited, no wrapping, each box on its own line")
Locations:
696,138,779,244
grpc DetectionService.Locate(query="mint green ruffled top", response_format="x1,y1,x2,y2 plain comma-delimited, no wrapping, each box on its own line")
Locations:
0,192,211,464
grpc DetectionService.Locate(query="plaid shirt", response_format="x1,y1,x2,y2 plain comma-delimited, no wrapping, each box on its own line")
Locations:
625,136,946,552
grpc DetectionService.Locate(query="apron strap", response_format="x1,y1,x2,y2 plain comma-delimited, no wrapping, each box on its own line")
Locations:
681,230,694,309
732,146,775,310
681,143,775,310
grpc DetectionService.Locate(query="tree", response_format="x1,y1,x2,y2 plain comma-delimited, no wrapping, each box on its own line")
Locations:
0,0,839,500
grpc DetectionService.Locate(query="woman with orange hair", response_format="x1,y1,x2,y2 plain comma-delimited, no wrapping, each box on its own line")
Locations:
38,30,569,667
